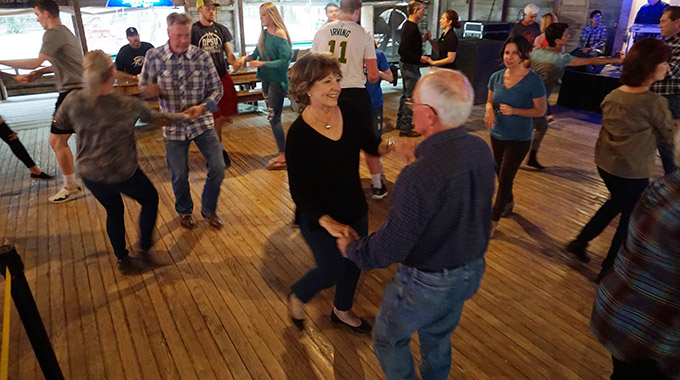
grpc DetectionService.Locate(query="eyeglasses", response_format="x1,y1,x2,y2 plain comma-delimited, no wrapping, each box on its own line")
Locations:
404,98,438,115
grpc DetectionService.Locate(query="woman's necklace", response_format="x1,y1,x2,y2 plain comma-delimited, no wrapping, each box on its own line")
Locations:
307,107,334,129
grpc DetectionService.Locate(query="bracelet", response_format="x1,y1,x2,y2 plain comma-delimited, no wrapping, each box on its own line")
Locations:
386,137,395,152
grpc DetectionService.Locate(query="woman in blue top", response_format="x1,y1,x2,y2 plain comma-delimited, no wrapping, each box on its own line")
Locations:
484,36,546,233
237,2,292,170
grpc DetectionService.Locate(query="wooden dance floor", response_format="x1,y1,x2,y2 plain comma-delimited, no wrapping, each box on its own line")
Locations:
0,89,666,380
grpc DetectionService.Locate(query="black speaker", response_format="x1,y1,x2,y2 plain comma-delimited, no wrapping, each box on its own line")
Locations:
456,38,505,104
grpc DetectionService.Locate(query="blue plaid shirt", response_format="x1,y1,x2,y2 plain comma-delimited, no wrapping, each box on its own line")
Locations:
577,24,607,52
591,171,680,378
139,42,223,141
345,127,496,272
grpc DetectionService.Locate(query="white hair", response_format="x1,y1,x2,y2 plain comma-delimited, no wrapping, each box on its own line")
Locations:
416,69,474,128
524,3,539,15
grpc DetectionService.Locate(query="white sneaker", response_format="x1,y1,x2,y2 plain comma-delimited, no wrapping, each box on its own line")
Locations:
49,186,83,203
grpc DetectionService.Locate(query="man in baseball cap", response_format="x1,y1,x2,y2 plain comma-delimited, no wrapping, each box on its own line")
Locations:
115,26,154,79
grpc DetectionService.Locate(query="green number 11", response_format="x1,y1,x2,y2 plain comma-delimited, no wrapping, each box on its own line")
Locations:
328,40,348,64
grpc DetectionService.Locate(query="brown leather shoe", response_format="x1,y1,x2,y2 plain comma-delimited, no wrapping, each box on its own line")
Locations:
201,212,223,229
179,215,195,229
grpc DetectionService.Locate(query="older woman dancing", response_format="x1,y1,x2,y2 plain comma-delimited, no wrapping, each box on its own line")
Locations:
285,52,397,333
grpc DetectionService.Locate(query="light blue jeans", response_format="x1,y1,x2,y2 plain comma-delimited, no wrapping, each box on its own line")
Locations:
164,128,225,216
373,258,485,380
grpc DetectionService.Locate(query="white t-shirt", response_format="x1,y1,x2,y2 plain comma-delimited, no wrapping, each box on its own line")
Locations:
311,20,376,89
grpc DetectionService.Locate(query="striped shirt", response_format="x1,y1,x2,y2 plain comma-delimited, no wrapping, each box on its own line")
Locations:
590,171,680,379
139,42,223,141
577,24,607,52
651,35,680,96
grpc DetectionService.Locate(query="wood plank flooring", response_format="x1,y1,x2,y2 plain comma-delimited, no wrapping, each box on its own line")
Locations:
0,87,666,380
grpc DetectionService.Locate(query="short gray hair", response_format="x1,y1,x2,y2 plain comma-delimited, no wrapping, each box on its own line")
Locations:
167,12,191,28
524,3,539,15
416,69,474,128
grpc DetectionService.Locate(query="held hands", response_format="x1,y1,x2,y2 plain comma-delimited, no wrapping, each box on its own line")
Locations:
498,103,514,116
183,104,205,120
248,60,265,68
319,215,360,259
393,138,416,164
337,236,354,258
422,30,431,42
14,70,42,84
421,56,432,64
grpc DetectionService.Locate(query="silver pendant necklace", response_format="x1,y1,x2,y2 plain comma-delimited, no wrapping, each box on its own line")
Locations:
309,107,333,130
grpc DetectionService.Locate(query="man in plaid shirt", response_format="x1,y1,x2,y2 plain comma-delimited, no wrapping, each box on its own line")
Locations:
575,10,607,55
139,12,226,230
651,6,680,174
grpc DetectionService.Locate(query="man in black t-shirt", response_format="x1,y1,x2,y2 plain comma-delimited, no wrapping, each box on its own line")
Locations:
191,0,240,167
115,27,153,79
396,0,430,137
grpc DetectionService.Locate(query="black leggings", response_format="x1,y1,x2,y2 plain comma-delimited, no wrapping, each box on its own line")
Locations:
490,137,531,221
0,120,36,169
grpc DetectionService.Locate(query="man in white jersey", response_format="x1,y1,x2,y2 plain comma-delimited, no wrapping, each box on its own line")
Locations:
312,0,389,197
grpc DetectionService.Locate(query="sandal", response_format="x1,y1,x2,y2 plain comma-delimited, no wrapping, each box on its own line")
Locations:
265,160,287,170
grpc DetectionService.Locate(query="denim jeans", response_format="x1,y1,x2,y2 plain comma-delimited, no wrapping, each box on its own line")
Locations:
262,81,286,153
575,168,648,272
291,214,368,311
164,128,225,216
373,258,485,380
83,168,159,260
397,63,421,133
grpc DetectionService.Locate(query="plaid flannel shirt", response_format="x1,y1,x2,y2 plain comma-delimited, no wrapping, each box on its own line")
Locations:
577,24,607,52
651,35,680,96
139,43,223,140
591,171,680,379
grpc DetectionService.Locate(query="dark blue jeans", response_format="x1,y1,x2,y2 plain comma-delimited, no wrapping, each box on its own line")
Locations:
397,63,421,133
82,168,159,260
575,168,648,271
373,259,485,380
291,214,368,311
262,81,286,153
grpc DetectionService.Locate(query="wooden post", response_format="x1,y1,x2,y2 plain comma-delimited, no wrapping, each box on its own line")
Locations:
69,0,88,54
501,0,509,22
236,0,246,55
468,0,473,21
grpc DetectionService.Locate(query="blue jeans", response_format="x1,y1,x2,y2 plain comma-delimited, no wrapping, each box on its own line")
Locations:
397,63,421,133
373,258,485,380
83,168,158,260
262,81,286,153
291,214,368,311
164,128,225,216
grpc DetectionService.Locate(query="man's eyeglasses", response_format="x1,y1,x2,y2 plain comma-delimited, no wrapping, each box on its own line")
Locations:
404,98,438,115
